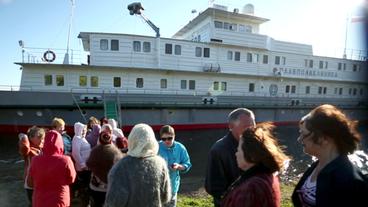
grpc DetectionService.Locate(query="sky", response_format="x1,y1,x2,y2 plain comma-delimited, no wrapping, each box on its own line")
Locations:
0,0,366,87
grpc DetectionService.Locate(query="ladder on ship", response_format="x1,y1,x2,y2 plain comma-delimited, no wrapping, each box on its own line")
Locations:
103,91,122,126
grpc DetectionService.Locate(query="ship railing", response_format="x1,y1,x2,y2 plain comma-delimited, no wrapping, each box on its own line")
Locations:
17,47,85,65
8,86,365,102
0,85,21,91
315,47,367,61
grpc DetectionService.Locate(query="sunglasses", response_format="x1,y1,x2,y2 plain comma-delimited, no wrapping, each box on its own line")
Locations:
161,137,173,141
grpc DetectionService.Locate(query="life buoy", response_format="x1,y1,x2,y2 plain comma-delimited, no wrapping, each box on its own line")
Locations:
43,50,56,62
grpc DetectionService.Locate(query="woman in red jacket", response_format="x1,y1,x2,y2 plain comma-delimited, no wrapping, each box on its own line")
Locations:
222,123,289,207
29,130,76,207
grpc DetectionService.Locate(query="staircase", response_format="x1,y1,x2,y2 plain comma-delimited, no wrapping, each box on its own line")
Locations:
103,91,122,126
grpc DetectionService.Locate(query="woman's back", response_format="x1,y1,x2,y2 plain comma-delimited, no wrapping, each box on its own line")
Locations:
105,155,171,207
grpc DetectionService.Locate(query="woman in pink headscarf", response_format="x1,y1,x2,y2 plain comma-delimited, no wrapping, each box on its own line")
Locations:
29,130,76,207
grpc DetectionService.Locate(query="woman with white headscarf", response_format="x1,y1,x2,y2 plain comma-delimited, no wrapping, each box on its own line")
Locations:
105,123,171,207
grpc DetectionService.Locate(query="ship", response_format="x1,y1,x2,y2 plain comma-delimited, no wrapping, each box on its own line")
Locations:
0,2,367,134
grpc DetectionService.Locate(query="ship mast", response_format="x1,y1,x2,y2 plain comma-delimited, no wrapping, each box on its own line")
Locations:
63,0,75,64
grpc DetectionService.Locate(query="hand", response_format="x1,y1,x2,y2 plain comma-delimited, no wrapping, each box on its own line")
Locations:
170,163,183,171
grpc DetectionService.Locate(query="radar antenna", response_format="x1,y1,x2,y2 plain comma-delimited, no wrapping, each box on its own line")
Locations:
127,2,160,37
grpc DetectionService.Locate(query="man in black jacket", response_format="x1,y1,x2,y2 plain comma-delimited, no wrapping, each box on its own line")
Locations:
205,108,256,207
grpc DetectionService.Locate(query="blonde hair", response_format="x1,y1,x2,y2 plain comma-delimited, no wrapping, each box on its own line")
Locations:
51,117,65,129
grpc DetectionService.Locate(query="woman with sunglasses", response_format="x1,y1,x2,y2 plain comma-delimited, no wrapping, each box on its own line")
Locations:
158,125,192,207
292,104,368,207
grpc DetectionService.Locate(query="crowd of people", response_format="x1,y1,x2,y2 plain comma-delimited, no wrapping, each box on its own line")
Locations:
17,104,368,207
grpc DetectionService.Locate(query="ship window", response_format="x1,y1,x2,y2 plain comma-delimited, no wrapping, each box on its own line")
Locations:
323,87,327,94
160,79,167,89
343,63,346,70
239,24,245,32
282,57,286,65
353,64,358,72
214,21,223,28
262,55,268,64
360,88,363,95
113,77,121,87
305,86,310,94
174,45,181,55
309,60,313,68
165,44,172,54
304,59,308,67
325,61,328,69
56,75,64,86
230,24,237,31
213,81,219,90
234,52,240,61
275,56,280,65
249,83,255,92
245,25,252,33
91,76,99,87
338,62,342,70
181,80,187,89
136,78,144,88
143,42,151,52
79,76,87,87
285,85,290,93
319,61,324,69
44,75,52,86
223,22,230,30
221,82,227,91
189,80,196,90
227,51,233,60
255,54,260,63
100,39,108,50
291,85,296,93
204,48,210,58
195,47,202,57
133,41,141,52
339,88,343,95
247,53,252,63
111,39,119,51
353,88,357,95
318,87,322,94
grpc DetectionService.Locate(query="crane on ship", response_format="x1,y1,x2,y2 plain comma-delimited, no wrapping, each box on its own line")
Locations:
127,2,160,37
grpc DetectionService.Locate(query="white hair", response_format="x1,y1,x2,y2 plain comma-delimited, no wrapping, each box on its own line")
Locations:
127,123,158,158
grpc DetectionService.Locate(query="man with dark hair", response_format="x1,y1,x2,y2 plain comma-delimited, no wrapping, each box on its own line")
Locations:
205,108,256,207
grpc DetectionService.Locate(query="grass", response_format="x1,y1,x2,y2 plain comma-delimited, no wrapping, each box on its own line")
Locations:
177,183,295,207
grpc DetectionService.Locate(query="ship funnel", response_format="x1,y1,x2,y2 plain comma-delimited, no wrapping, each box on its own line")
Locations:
242,4,254,15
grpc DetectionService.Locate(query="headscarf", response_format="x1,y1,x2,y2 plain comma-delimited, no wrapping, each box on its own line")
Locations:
127,123,158,158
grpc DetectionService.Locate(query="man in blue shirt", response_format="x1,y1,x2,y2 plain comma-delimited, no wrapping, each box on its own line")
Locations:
158,125,192,207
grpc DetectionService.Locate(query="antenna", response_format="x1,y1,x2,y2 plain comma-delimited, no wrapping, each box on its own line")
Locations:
127,2,160,37
64,0,75,64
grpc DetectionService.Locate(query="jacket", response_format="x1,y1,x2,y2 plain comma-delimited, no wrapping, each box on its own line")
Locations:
292,155,368,207
222,165,281,207
105,156,171,207
72,122,91,171
86,143,124,191
29,130,76,207
18,133,42,189
158,140,192,194
205,132,241,203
